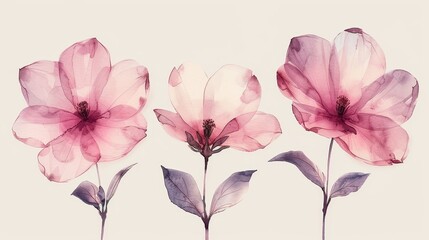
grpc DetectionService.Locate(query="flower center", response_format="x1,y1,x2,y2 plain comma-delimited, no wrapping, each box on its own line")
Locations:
203,119,216,139
336,95,350,116
77,101,90,120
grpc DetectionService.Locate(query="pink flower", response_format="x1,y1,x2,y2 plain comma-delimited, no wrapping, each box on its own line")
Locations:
154,63,281,157
13,38,149,182
277,28,419,165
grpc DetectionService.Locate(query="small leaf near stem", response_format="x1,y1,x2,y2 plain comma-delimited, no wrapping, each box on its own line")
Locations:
269,151,325,189
210,170,256,216
71,181,102,209
98,186,106,209
330,172,370,198
106,163,137,203
161,166,205,217
72,164,137,240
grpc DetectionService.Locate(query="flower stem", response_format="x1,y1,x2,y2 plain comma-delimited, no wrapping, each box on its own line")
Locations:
202,156,210,240
205,226,209,240
96,163,102,187
100,211,106,240
95,163,106,240
322,138,334,240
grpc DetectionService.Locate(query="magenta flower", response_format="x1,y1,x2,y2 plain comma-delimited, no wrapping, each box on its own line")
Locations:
13,38,149,182
154,63,281,156
277,28,419,165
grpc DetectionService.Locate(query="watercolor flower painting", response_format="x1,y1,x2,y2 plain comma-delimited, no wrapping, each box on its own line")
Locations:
277,28,418,165
155,63,281,239
13,38,149,182
2,2,425,239
12,38,149,239
271,28,418,240
154,63,281,154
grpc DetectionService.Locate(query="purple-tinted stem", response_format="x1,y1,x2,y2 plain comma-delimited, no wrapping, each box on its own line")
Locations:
322,138,334,240
96,163,107,240
202,156,210,240
100,211,106,240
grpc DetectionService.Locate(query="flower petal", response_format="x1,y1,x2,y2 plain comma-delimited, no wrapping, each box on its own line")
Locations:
169,63,208,131
277,35,336,111
203,64,261,138
13,106,80,147
350,70,419,124
98,60,149,115
292,103,356,138
59,38,111,109
153,109,197,142
336,117,409,165
91,109,147,161
38,128,95,182
80,126,101,162
224,112,282,151
330,28,386,103
19,61,74,111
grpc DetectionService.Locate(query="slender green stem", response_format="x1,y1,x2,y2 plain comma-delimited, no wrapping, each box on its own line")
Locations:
322,138,334,240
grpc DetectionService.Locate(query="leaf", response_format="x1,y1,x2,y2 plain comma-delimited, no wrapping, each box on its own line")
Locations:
185,131,201,151
98,186,105,205
71,181,101,209
161,166,204,218
269,151,325,188
212,136,229,149
106,163,137,202
212,145,229,154
330,172,370,198
210,170,256,216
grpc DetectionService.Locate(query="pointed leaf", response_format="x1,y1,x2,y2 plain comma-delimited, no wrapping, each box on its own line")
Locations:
196,131,204,145
212,136,229,149
212,145,229,154
106,163,137,202
161,166,204,218
98,186,105,204
185,131,201,151
269,151,325,188
71,181,101,208
330,172,370,198
210,170,256,216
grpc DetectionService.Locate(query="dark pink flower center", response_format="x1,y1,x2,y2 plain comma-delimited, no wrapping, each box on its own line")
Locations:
77,101,90,120
203,119,216,139
336,95,350,117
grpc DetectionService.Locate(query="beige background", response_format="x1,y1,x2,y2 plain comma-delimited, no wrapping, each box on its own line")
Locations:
0,0,427,239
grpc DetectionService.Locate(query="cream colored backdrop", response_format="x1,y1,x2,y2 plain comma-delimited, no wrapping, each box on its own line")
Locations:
0,0,427,239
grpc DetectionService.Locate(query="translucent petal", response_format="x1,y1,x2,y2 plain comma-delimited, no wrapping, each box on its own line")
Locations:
59,38,111,109
203,64,261,139
224,112,281,151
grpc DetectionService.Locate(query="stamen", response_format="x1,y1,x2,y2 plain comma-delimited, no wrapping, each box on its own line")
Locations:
77,101,90,120
203,119,216,138
336,95,350,116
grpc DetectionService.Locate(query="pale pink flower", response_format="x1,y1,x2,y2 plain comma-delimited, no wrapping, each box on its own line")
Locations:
154,63,281,157
277,28,419,165
13,38,149,182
